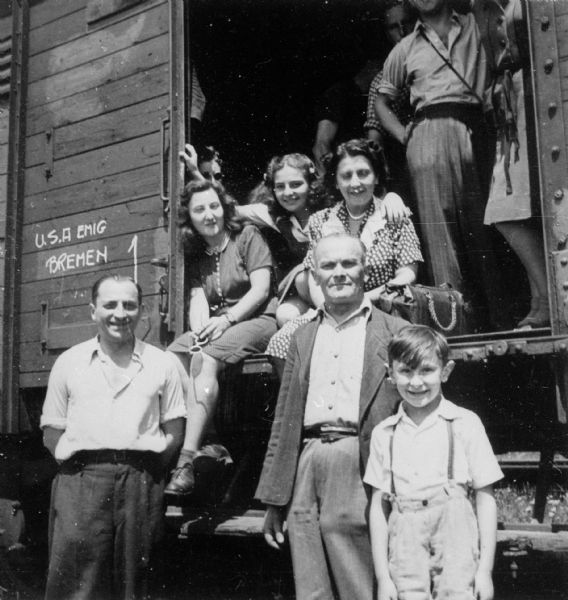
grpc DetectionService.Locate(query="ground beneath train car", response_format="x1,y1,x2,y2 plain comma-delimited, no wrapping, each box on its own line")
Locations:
1,533,566,599
152,533,567,600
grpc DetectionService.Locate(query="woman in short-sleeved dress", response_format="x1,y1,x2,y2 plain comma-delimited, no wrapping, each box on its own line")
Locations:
165,179,277,496
266,138,423,368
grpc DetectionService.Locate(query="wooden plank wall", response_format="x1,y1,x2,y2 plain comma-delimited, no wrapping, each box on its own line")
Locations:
20,0,171,387
0,13,12,389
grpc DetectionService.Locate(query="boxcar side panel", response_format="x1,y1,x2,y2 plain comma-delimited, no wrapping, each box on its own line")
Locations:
0,12,12,398
528,0,568,334
19,0,172,389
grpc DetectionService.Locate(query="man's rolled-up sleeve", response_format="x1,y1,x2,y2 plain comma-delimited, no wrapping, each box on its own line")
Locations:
377,43,407,99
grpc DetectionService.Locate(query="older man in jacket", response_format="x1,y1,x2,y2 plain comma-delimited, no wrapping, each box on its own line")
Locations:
256,233,406,600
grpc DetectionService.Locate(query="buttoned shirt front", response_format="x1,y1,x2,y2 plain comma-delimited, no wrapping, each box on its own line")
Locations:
40,337,186,461
379,11,488,111
364,398,503,497
304,299,372,427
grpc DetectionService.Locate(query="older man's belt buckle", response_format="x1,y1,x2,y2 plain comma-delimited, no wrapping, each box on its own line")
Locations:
317,424,358,444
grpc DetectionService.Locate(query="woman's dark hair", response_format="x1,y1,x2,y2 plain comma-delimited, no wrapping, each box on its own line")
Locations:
197,145,221,166
249,153,330,219
178,179,242,251
323,138,388,203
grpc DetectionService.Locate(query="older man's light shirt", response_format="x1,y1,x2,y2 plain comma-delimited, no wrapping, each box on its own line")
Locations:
304,299,372,427
40,337,186,461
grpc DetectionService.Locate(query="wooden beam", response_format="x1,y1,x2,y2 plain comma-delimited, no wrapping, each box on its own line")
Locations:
2,0,29,432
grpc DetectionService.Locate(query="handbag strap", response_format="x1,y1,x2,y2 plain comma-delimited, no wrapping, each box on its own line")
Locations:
426,290,457,332
419,28,485,106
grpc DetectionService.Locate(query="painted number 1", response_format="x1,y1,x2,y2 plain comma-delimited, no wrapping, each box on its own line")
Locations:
128,234,138,283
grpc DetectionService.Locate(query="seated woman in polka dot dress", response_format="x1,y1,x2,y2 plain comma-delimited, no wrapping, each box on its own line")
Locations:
265,138,423,374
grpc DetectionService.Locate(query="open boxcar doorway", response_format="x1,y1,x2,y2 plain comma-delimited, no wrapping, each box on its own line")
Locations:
184,0,551,338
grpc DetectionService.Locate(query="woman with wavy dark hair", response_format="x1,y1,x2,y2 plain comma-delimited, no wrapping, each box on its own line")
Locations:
165,179,277,496
265,138,423,371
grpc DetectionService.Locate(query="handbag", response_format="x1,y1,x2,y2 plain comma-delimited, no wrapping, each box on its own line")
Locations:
376,283,468,336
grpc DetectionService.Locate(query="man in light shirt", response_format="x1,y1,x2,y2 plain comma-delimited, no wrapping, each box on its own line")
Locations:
256,233,406,600
41,274,185,600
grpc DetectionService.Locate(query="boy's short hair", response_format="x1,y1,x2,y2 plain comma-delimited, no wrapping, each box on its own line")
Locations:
388,325,449,367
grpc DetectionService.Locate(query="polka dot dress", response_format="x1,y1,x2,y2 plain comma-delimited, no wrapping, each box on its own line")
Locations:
266,201,423,360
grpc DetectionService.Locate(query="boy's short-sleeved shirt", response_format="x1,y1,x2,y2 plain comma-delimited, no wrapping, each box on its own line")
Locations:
364,398,503,497
378,12,488,111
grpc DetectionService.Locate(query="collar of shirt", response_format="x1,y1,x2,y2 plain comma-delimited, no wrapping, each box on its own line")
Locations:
381,397,460,430
204,232,231,256
317,297,372,328
89,336,143,366
415,9,462,34
276,214,310,242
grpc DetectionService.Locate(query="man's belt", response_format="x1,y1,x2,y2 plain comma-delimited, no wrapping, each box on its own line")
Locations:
414,102,484,130
70,449,155,466
303,423,358,444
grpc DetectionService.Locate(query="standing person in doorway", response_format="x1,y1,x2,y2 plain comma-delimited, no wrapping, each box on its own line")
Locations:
41,274,186,599
365,0,414,199
375,0,506,330
474,0,549,328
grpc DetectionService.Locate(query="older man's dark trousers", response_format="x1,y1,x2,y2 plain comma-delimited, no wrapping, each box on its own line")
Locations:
45,451,164,600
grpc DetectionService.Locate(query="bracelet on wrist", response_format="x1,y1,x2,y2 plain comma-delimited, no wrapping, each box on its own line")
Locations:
224,312,237,326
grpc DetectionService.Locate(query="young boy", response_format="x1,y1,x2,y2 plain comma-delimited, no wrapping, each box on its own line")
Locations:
364,325,503,600
375,0,505,330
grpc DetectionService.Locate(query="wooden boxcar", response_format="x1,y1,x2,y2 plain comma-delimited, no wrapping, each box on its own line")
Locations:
0,0,567,535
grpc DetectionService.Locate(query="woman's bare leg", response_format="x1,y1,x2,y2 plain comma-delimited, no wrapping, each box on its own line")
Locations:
496,220,549,326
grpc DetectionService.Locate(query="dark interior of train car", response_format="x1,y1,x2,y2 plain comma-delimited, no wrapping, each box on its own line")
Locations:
186,0,544,334
188,0,390,195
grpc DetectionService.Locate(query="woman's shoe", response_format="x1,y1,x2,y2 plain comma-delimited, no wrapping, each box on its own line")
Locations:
165,462,195,495
517,298,550,329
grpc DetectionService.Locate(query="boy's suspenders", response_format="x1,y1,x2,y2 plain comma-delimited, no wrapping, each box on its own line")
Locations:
389,419,455,497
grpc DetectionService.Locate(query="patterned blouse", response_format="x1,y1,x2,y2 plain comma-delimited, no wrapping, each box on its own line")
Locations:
302,195,423,290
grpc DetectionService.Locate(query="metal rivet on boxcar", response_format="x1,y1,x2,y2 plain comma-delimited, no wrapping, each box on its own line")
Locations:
540,16,550,31
544,59,554,74
554,189,564,201
551,146,561,160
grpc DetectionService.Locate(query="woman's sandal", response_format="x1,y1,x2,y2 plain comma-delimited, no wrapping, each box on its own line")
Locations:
517,298,550,329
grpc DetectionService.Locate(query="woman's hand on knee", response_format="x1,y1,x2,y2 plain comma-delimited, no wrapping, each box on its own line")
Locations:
197,315,232,342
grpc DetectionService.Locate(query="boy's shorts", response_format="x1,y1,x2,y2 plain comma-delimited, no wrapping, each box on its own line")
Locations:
388,484,479,600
